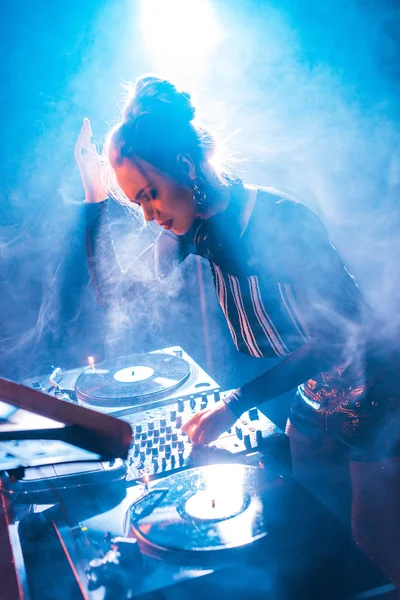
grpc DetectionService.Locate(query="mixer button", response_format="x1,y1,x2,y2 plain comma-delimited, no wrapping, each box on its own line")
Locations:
160,418,167,427
166,425,172,434
148,421,154,430
166,434,172,441
161,457,167,470
249,408,259,421
153,460,159,473
256,430,264,446
178,440,184,450
235,426,243,440
141,432,147,441
165,444,171,454
175,416,182,428
200,395,208,408
146,440,152,449
170,410,176,421
243,434,252,450
172,441,177,448
172,432,178,441
153,429,160,438
178,453,185,466
140,439,146,447
170,454,176,468
214,390,220,402
177,399,184,412
152,447,159,457
134,443,140,455
135,424,142,434
139,451,145,461
159,437,165,446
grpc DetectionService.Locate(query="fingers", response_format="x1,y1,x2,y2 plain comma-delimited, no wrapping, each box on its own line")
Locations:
75,118,97,158
182,410,219,445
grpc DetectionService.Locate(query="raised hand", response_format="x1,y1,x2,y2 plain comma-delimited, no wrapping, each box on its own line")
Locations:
74,118,107,204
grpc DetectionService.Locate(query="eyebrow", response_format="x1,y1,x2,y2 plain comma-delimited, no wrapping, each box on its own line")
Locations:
134,184,152,202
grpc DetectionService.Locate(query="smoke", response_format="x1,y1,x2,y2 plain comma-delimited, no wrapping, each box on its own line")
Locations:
1,0,399,389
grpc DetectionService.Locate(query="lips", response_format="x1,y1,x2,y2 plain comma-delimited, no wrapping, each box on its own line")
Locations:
161,219,173,230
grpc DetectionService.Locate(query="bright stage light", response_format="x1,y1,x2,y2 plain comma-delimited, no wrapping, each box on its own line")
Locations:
140,0,223,84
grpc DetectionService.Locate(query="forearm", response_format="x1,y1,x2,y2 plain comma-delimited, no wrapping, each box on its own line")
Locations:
85,201,156,305
224,341,339,417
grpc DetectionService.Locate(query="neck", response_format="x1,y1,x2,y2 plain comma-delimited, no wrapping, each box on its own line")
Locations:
196,167,236,219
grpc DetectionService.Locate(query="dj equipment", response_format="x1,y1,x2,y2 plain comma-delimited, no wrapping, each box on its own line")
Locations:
0,348,392,600
17,461,390,600
8,347,287,497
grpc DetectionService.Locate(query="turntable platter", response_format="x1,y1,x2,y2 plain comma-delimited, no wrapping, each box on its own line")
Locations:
75,353,191,407
127,464,267,564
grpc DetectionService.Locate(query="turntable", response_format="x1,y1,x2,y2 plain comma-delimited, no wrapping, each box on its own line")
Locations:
24,347,219,414
22,462,389,600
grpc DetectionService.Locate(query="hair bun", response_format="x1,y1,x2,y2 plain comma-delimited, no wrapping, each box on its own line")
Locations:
123,75,196,125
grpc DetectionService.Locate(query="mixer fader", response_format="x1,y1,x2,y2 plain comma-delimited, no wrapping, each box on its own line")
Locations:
117,389,284,481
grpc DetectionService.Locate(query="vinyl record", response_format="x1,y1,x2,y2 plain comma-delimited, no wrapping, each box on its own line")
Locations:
126,464,267,565
75,353,190,407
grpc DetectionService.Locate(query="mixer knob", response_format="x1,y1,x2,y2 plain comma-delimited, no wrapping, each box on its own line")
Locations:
160,418,167,427
159,437,165,446
214,390,220,402
177,399,184,412
170,454,176,468
243,434,252,450
172,432,178,441
148,421,154,430
256,430,264,446
200,395,208,409
235,426,243,440
248,408,259,421
175,415,182,428
189,396,196,410
165,444,171,454
178,440,184,451
135,424,142,434
152,447,159,457
170,410,176,421
146,440,152,449
161,457,167,470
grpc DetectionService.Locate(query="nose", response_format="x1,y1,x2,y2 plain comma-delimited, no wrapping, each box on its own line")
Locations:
142,205,154,222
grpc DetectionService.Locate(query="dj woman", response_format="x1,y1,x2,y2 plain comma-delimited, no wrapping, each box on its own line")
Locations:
75,75,400,588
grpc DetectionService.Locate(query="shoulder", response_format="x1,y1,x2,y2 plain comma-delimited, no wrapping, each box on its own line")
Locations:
251,186,329,241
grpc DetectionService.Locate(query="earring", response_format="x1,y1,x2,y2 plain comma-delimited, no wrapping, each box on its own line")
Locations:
193,179,207,210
